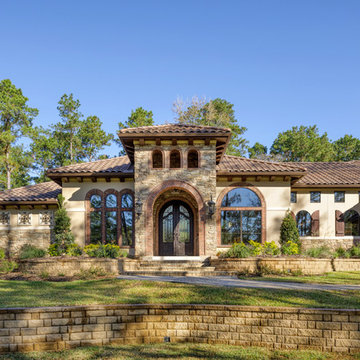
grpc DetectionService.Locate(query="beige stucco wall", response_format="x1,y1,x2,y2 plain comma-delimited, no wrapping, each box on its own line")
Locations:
290,188,360,248
62,179,134,247
216,178,291,249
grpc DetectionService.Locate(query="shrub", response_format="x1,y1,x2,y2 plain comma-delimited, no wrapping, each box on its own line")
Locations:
280,211,300,249
0,260,18,274
83,244,126,258
220,242,252,258
248,240,262,256
333,247,350,258
0,248,5,259
305,246,332,258
19,245,46,259
77,266,108,280
53,194,75,254
66,244,82,257
281,241,300,255
348,246,360,258
263,241,280,256
48,244,61,257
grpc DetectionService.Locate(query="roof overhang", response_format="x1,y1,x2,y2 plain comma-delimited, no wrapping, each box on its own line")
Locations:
118,132,231,164
0,200,58,209
47,172,134,185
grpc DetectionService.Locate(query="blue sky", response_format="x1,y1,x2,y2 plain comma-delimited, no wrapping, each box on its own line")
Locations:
1,0,359,157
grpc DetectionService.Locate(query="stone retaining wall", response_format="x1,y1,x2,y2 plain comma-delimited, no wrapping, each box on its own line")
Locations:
18,257,119,276
0,304,360,354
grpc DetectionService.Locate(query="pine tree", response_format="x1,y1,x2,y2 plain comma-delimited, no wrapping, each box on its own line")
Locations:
280,211,300,247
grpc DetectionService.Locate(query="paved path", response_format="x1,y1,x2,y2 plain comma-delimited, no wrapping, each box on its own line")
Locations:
117,275,360,291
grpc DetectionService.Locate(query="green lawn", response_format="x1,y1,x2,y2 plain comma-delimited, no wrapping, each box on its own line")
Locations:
1,278,360,309
238,271,360,285
0,343,358,360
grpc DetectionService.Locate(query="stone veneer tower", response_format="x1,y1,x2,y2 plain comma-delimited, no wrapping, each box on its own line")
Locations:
118,124,232,257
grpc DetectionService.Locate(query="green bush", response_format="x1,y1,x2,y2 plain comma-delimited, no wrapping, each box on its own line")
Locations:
0,260,18,274
19,245,47,259
280,211,300,249
281,241,300,255
220,242,252,258
0,248,5,259
333,247,350,258
263,241,280,256
66,244,82,257
48,244,61,257
305,246,332,258
84,244,127,258
348,246,360,258
248,240,262,256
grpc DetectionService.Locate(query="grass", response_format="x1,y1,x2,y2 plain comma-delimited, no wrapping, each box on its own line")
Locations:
1,278,360,309
0,343,359,360
238,271,360,285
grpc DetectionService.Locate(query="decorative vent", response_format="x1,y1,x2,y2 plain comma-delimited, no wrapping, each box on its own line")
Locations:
39,211,53,226
0,212,10,225
18,212,32,226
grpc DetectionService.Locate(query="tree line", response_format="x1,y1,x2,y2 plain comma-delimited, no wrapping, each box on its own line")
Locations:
0,80,359,190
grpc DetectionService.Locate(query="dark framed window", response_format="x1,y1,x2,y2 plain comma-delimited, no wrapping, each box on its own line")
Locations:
187,150,199,168
310,191,321,203
152,150,163,169
344,210,360,236
87,189,134,247
291,192,297,203
170,150,181,168
296,210,312,236
334,191,345,203
220,188,262,245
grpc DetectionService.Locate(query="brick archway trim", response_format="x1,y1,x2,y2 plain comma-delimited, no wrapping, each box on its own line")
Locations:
145,180,206,256
216,182,267,245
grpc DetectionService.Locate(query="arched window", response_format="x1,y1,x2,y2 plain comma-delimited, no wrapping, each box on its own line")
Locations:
220,187,262,245
187,150,199,168
296,211,312,236
170,150,181,168
152,150,163,169
344,210,360,236
86,189,134,246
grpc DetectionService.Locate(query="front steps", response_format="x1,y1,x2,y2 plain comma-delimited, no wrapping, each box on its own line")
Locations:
119,258,230,277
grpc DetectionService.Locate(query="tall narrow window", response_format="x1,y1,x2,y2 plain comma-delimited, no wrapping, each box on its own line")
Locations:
170,150,181,168
152,150,163,169
105,194,117,244
89,194,102,243
120,193,134,246
187,150,199,168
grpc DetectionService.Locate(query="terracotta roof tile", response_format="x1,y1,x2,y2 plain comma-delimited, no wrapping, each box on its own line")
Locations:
295,161,360,186
217,155,307,174
118,123,231,135
47,156,133,174
0,182,61,202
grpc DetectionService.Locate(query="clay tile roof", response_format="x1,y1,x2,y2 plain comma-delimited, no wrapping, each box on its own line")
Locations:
294,161,360,186
118,123,231,135
0,182,61,203
217,155,307,174
47,156,133,175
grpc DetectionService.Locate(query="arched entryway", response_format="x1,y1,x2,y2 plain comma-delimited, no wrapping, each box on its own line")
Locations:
159,200,194,256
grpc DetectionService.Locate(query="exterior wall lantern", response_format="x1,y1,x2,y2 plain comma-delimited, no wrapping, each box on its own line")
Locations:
135,199,143,217
207,196,215,218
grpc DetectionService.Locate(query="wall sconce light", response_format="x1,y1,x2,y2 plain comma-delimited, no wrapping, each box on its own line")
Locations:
135,199,143,217
207,195,215,218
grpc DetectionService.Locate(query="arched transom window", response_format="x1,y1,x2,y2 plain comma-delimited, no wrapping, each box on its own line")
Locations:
296,210,312,237
87,190,134,246
220,187,262,245
152,150,163,169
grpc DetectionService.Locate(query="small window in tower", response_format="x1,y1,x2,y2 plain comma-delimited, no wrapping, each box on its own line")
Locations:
187,150,199,168
170,150,181,168
152,150,163,169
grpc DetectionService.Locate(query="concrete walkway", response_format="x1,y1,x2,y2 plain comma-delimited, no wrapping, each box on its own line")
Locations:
117,275,360,291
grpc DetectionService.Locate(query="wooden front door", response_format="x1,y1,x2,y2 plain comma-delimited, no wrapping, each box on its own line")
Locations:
159,200,194,256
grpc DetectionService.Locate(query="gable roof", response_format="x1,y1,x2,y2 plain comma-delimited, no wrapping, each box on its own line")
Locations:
118,123,232,164
0,181,61,204
293,160,360,187
217,155,307,176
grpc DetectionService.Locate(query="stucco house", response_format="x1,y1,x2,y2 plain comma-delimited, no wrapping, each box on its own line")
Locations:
0,124,359,257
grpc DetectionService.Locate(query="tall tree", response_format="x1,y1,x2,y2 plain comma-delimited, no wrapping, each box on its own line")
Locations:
270,125,334,162
0,79,38,189
173,96,248,156
333,135,360,161
248,142,268,159
116,107,154,154
78,116,113,162
56,94,82,164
